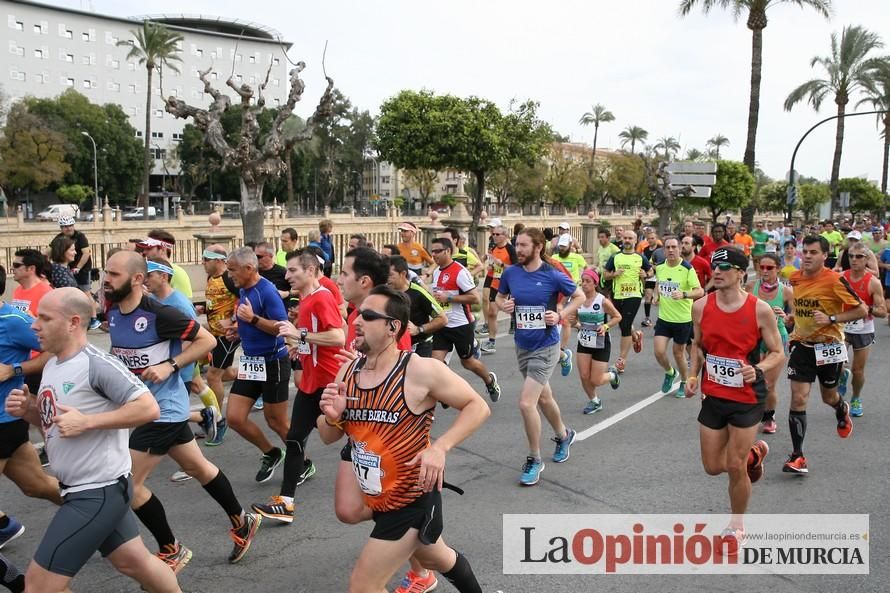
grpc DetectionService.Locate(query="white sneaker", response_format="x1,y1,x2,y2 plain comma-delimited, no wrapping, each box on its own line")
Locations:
170,470,192,483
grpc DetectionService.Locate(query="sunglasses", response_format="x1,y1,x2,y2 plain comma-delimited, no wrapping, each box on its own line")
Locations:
430,248,446,254
849,254,867,259
491,232,503,236
759,265,776,270
11,262,26,268
711,262,742,271
359,309,396,323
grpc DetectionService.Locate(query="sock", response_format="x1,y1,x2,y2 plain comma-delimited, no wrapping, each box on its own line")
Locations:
0,516,9,530
762,410,775,422
0,553,24,593
264,446,282,459
442,551,482,593
280,440,305,499
644,303,651,318
133,493,176,549
202,471,244,527
197,386,220,414
833,397,847,418
789,410,807,456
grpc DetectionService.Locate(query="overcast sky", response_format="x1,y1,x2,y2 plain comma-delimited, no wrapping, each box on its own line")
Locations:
72,0,889,184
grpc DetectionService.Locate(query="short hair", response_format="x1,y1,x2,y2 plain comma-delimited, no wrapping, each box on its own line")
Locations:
598,228,611,238
302,245,326,264
368,284,409,341
382,244,400,255
692,235,704,248
350,234,368,248
255,241,275,254
712,223,726,233
14,248,50,278
388,254,409,276
148,229,175,255
287,248,321,272
307,229,320,242
432,237,454,253
228,246,258,268
663,236,679,247
543,228,554,241
49,236,74,264
319,219,333,233
848,241,868,254
760,252,780,266
441,227,460,241
281,227,298,241
802,235,829,253
0,265,5,293
783,240,797,249
513,223,525,235
345,247,388,286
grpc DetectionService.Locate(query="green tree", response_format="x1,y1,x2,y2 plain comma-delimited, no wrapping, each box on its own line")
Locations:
798,182,831,221
618,125,648,154
545,149,587,208
654,136,681,160
857,64,890,195
56,184,93,205
118,22,183,215
402,169,439,211
784,25,885,210
679,0,832,230
578,104,616,165
838,177,885,217
685,148,706,161
0,103,70,199
599,152,647,210
706,133,730,158
708,159,755,222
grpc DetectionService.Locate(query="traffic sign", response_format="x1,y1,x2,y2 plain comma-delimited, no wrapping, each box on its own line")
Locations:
665,161,717,198
666,162,717,174
667,173,717,186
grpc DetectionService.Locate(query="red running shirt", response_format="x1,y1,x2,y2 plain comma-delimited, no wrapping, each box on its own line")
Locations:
296,287,344,393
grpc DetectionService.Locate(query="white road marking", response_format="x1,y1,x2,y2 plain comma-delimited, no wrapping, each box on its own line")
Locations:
575,381,681,442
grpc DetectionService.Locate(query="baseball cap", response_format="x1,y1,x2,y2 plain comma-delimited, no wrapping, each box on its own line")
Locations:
557,234,572,248
847,231,862,240
137,237,174,251
397,222,418,232
486,218,503,228
558,221,570,230
710,247,748,270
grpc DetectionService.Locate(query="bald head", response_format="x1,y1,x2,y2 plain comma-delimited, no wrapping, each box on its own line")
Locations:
109,250,147,276
207,244,227,257
42,287,93,329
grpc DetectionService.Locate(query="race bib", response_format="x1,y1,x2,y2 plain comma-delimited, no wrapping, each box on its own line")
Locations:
297,341,311,355
515,306,546,330
844,318,865,332
237,356,267,381
815,342,847,366
493,261,505,279
658,281,680,297
617,282,638,299
705,354,743,388
351,447,382,496
579,326,605,349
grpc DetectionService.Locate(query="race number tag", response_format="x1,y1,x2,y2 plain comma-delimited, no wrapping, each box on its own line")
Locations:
515,306,546,330
237,356,267,381
815,342,848,366
351,448,382,495
297,341,311,355
493,261,505,279
578,325,605,349
705,354,743,388
618,282,638,299
658,281,680,297
844,318,865,332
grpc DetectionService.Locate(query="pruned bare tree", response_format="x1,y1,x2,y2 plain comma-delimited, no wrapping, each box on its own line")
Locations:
164,61,334,242
641,156,696,237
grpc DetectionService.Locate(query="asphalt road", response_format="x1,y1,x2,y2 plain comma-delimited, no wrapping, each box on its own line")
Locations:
2,316,887,593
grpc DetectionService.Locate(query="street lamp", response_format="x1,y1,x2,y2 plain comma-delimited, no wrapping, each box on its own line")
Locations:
80,131,98,204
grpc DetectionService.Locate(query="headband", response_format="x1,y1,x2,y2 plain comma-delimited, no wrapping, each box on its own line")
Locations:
146,261,174,276
582,268,600,285
202,249,227,260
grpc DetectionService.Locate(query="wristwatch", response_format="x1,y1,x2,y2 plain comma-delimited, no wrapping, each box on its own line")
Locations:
828,314,837,324
300,328,308,342
166,358,180,372
249,315,260,326
13,363,23,377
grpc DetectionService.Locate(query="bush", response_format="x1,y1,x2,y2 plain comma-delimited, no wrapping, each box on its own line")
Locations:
56,184,93,204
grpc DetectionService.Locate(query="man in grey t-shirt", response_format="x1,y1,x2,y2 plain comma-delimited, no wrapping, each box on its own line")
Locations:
5,288,181,593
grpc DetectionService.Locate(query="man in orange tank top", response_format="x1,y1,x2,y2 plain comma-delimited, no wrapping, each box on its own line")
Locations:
318,285,490,593
686,247,785,549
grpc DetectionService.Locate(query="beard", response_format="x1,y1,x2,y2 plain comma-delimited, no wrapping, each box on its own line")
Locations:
104,282,133,303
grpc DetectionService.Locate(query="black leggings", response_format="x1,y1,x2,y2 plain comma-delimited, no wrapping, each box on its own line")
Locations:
280,388,323,498
614,297,642,337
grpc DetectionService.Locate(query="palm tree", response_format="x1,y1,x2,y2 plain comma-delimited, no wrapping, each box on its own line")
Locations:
679,0,832,228
685,148,706,161
857,63,890,195
578,104,616,164
784,25,884,209
118,22,183,215
706,134,730,158
618,125,648,154
654,136,681,161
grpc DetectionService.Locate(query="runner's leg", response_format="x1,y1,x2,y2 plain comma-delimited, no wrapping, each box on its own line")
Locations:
226,394,275,452
105,537,181,593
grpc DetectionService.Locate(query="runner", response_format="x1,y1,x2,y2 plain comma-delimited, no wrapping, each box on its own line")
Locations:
685,247,784,549
480,225,517,354
783,236,867,474
224,247,292,481
595,229,620,298
834,231,879,274
396,222,434,276
388,255,448,358
745,253,794,434
138,231,192,298
732,224,754,258
5,287,182,593
838,242,887,417
10,249,53,396
820,221,844,269
682,235,712,290
698,223,730,262
252,249,345,524
552,234,588,374
439,227,483,277
104,251,260,567
780,240,802,282
653,237,704,398
574,269,621,414
602,230,650,373
318,285,489,593
429,238,501,402
276,227,298,266
636,228,663,327
496,228,583,486
751,221,769,265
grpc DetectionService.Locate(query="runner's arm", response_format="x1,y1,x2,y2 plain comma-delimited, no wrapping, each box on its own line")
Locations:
602,298,622,331
0,351,52,382
316,363,350,444
753,300,785,375
866,251,879,275
559,286,585,320
416,358,490,452
417,310,448,336
686,299,706,396
4,387,40,426
868,277,887,318
60,392,160,433
307,327,345,347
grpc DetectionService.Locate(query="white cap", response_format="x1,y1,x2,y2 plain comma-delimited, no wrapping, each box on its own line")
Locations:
557,234,572,248
558,221,570,230
487,218,502,228
847,231,862,240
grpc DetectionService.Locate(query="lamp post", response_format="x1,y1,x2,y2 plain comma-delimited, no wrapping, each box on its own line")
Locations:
80,131,98,204
152,143,169,219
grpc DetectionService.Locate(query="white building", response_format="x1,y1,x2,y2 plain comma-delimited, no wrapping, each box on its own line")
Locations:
1,0,292,193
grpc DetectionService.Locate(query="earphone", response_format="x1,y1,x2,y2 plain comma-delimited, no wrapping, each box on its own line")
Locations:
389,320,397,332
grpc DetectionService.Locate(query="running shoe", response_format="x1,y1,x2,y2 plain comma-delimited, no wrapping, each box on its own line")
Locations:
205,417,228,446
88,318,102,330
715,527,746,557
641,318,652,327
472,340,482,360
850,398,863,417
838,368,851,397
252,397,264,412
519,457,544,486
480,340,496,354
608,367,620,390
255,449,286,483
615,358,625,374
394,569,438,593
0,516,24,549
836,400,852,439
674,382,686,399
228,513,261,564
761,419,777,434
198,406,218,443
560,349,573,377
747,440,769,484
475,324,489,337
296,459,317,486
170,470,192,483
251,496,294,524
782,454,808,474
156,542,192,574
486,372,501,403
552,427,576,463
583,398,602,415
632,330,643,353
661,367,676,394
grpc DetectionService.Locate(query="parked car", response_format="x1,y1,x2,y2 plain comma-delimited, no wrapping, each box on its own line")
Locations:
35,204,79,222
121,206,157,220
81,210,117,222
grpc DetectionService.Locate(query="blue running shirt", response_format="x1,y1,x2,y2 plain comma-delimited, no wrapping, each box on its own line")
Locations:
159,291,199,384
0,304,40,424
498,263,577,351
237,277,288,359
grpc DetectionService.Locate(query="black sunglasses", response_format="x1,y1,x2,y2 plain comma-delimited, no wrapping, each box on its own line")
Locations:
430,248,446,254
711,262,742,271
849,254,867,259
11,262,26,268
359,309,396,323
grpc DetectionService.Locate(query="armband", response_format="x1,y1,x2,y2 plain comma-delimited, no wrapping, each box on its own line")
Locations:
324,416,345,430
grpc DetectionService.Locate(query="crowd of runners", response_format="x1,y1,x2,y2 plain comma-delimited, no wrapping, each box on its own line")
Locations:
0,212,887,592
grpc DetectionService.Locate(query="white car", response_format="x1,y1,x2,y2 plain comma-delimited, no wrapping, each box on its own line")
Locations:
36,204,79,221
122,206,158,220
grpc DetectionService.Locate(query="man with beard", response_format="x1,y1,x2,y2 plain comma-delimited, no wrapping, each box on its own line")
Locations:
104,251,261,569
699,223,731,263
602,230,650,372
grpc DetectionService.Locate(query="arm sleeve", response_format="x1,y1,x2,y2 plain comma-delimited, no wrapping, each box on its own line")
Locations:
557,270,578,297
315,293,345,330
153,301,201,342
456,268,477,293
641,256,652,272
258,281,289,322
89,353,150,405
76,233,90,249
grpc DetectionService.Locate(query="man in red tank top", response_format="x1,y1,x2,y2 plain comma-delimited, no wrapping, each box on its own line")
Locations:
318,285,490,593
686,247,785,549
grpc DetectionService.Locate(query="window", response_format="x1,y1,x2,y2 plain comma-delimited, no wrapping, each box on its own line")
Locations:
151,131,164,138
9,44,23,56
36,73,47,84
81,32,89,41
249,55,255,64
65,53,73,62
153,109,163,118
65,77,75,87
136,130,143,138
9,70,25,82
33,48,43,58
82,79,92,89
235,74,243,82
108,82,120,91
235,53,242,63
273,98,280,106
196,48,203,57
128,83,137,93
64,29,72,39
14,21,23,31
248,75,256,83
272,78,279,87
33,24,42,34
273,57,280,65
82,55,90,64
211,72,218,80
153,148,166,159
171,133,183,141
382,176,391,185
111,59,119,69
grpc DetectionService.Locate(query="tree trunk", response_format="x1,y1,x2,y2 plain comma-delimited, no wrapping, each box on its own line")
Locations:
829,100,847,217
285,146,295,215
881,120,889,195
740,26,763,230
240,178,266,244
470,170,485,247
656,205,671,237
143,64,153,218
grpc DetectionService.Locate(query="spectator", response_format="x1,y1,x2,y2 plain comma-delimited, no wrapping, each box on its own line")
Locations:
319,219,335,277
53,215,92,292
276,227,298,266
48,236,78,289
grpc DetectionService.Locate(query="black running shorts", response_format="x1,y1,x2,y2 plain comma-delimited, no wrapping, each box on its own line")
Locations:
0,419,30,459
654,319,693,345
576,335,611,363
211,336,241,369
432,324,477,360
614,297,642,337
698,395,763,430
787,341,842,387
845,332,874,351
129,421,194,455
230,357,291,403
371,489,443,545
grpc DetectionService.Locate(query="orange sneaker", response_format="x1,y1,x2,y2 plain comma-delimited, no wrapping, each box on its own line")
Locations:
156,542,192,574
836,401,853,439
632,330,643,353
782,454,808,474
747,440,768,484
615,358,626,373
394,569,438,593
